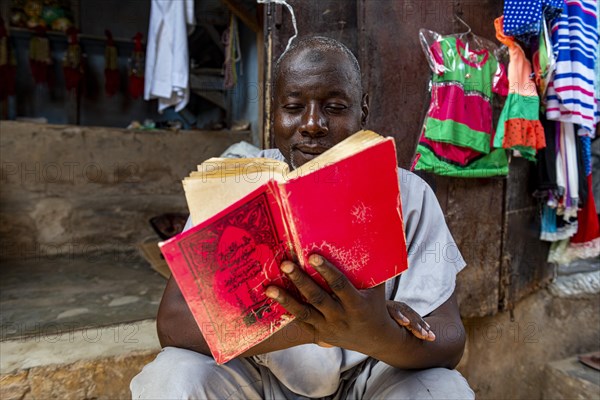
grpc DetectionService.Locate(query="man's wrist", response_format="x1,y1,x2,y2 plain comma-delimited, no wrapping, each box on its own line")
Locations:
367,318,412,364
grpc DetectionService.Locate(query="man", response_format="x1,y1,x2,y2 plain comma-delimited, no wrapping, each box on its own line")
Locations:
131,36,474,399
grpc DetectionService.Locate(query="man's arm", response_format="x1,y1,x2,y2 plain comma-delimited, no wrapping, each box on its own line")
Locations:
157,276,316,356
156,277,209,353
157,271,437,357
266,254,465,370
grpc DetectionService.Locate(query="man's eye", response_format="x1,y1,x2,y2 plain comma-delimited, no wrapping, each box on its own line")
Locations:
283,104,303,112
326,104,347,113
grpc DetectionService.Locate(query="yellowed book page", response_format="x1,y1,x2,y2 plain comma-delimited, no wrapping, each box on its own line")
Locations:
183,158,289,225
183,131,387,225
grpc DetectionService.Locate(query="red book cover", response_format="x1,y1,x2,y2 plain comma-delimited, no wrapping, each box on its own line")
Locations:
160,134,408,364
280,138,406,290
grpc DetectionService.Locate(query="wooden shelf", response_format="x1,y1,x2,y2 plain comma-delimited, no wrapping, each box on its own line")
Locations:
8,27,143,46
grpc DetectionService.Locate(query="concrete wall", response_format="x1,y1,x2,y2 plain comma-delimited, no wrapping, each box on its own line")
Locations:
0,121,250,262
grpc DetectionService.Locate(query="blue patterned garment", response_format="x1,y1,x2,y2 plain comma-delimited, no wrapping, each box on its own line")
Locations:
503,0,564,40
543,0,565,20
580,135,591,176
596,4,600,125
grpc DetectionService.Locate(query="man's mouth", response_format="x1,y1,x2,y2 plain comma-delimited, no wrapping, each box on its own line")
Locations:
293,144,331,155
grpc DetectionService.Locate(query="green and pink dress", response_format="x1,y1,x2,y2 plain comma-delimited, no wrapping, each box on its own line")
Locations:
415,35,509,177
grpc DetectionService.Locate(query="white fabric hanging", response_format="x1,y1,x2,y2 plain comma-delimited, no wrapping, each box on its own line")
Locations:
145,0,195,113
557,122,579,220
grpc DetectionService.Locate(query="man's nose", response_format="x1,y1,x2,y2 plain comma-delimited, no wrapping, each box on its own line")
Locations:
299,104,328,137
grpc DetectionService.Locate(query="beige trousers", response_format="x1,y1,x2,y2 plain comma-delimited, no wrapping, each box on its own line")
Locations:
131,347,474,400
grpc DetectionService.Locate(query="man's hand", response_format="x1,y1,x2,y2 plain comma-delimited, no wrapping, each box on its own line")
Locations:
387,301,436,342
159,252,465,368
265,253,399,353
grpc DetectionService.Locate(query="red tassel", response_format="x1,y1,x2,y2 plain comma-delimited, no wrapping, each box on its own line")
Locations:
0,64,16,100
0,17,16,100
104,30,120,96
129,75,144,99
63,27,83,91
128,32,144,99
29,26,52,85
105,69,120,96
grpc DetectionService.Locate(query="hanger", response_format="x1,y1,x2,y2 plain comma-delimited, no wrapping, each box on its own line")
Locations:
453,14,497,54
454,14,472,37
454,14,476,55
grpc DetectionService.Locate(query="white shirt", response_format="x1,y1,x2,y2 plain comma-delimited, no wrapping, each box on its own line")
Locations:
181,149,467,397
144,0,195,113
252,149,466,397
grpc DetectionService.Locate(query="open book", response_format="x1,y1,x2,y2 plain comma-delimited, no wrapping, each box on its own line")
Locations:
159,130,408,364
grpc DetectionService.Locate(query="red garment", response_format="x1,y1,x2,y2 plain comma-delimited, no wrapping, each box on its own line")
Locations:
571,174,600,244
104,30,120,96
428,84,494,134
128,32,145,99
0,17,16,100
29,27,52,85
63,28,83,91
418,129,483,166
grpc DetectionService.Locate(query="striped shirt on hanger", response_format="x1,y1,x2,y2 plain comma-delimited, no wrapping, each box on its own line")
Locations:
545,0,599,136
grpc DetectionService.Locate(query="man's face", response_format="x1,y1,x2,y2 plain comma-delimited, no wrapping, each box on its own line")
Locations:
273,49,368,169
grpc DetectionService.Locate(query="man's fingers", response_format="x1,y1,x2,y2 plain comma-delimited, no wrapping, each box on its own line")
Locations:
275,260,339,314
389,306,410,326
387,301,436,342
405,324,434,341
265,285,322,323
281,261,329,307
308,254,360,304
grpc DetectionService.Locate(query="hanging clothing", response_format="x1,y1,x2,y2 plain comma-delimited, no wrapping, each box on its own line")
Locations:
423,36,504,153
223,15,242,89
547,174,599,262
556,122,580,219
494,16,546,161
569,173,600,258
63,28,83,92
29,27,52,85
539,122,588,242
545,0,599,136
575,132,589,203
144,0,195,113
415,140,509,178
535,119,563,241
580,135,592,176
104,30,120,97
503,0,564,42
596,6,600,125
0,17,16,100
532,16,556,98
414,35,509,178
534,117,560,196
129,33,145,99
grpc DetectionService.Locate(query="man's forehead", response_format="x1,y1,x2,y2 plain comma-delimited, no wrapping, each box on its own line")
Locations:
277,72,358,100
282,47,352,71
277,49,359,90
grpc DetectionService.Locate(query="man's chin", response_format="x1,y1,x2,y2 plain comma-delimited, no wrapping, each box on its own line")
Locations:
290,150,321,169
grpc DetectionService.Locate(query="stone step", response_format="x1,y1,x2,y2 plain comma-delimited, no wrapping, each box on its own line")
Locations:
1,320,160,399
542,354,600,400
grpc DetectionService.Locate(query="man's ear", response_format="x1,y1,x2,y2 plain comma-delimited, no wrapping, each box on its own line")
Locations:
270,92,276,142
270,91,275,125
360,93,369,128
